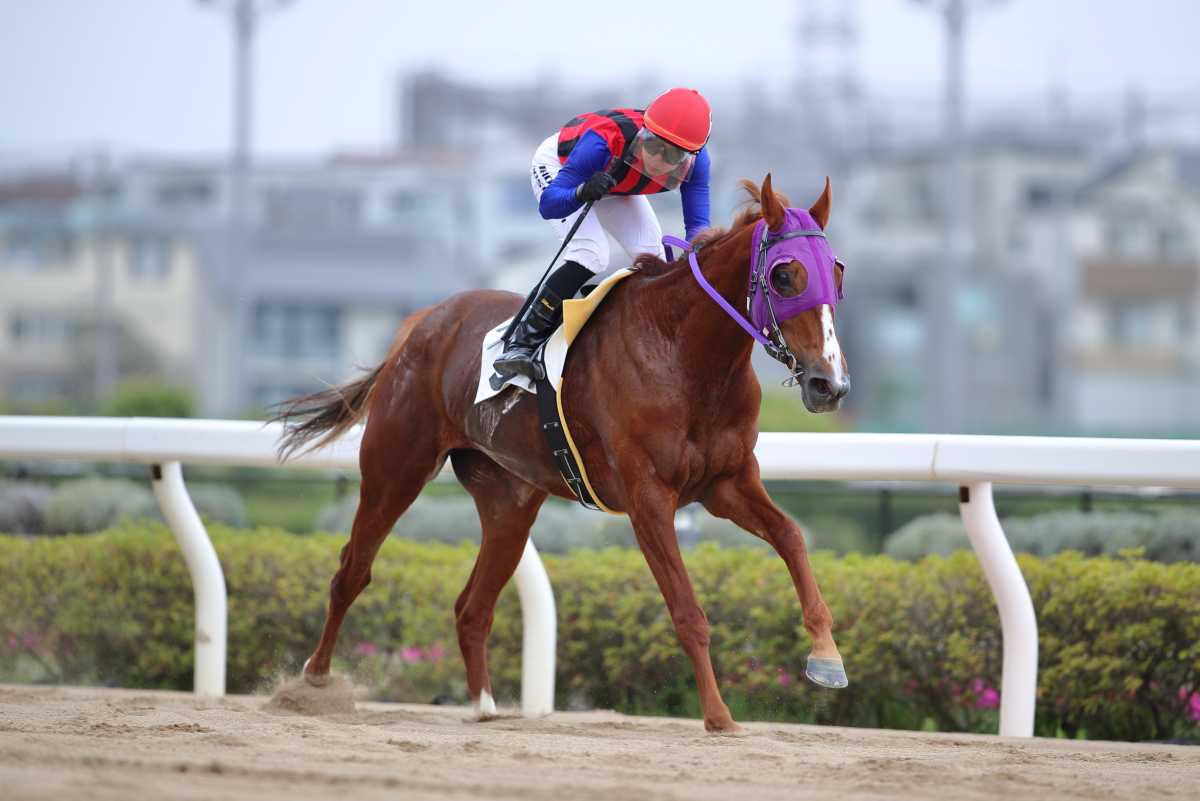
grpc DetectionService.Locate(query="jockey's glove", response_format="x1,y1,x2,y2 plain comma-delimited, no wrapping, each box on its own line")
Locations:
575,171,617,203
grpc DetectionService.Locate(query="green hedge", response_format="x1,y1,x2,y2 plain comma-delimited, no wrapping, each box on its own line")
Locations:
1,525,1197,741
885,510,1200,563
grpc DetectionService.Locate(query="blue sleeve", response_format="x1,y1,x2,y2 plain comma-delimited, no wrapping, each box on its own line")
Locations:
539,130,611,220
680,146,711,241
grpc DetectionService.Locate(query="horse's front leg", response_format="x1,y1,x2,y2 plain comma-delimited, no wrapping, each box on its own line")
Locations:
625,479,739,732
702,461,848,689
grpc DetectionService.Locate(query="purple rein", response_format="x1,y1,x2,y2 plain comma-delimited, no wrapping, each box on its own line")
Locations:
662,234,774,348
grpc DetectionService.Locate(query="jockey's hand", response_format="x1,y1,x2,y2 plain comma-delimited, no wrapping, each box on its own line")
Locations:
575,171,617,203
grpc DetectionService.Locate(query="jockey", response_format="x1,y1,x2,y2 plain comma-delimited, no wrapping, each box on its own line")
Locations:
493,87,712,381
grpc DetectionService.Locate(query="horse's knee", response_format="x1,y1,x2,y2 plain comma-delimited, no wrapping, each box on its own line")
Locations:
453,589,470,620
671,608,711,650
329,566,371,605
456,605,494,647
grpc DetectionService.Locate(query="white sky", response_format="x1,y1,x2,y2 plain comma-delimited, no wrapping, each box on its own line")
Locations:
1,0,1197,158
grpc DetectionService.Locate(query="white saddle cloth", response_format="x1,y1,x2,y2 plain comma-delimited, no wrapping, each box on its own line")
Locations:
473,267,637,406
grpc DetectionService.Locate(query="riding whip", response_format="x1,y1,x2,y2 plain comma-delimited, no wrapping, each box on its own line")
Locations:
500,198,596,347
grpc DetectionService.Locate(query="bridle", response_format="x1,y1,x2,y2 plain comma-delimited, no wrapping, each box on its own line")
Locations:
663,210,844,387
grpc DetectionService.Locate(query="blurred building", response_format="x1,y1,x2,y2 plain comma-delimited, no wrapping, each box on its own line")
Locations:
838,138,1091,431
0,172,203,409
1067,147,1200,432
3,67,1199,436
0,151,553,416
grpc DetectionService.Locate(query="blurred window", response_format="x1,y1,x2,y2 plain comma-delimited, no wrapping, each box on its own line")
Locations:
253,383,316,410
389,189,439,226
500,176,532,216
253,302,340,360
155,179,214,209
8,309,78,349
1178,300,1194,338
264,187,362,231
6,373,70,402
874,309,923,353
1158,227,1190,261
130,238,170,281
1107,300,1156,347
1,229,73,269
1024,182,1054,209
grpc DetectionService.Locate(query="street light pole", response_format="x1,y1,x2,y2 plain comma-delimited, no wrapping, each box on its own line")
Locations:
198,0,292,413
911,0,1004,433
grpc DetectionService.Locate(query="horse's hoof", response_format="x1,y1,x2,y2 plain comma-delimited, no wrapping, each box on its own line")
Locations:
705,720,745,736
301,658,331,687
474,689,498,720
805,656,849,689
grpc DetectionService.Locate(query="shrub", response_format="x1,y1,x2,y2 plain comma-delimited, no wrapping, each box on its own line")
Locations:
314,496,783,553
0,482,53,535
42,478,159,535
187,484,248,529
102,378,194,418
885,510,1200,563
1,527,1196,741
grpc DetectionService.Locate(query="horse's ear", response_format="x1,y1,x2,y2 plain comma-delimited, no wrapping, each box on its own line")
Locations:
809,176,832,230
760,173,785,230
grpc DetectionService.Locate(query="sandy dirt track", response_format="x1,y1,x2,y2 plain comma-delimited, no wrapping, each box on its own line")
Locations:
1,683,1196,801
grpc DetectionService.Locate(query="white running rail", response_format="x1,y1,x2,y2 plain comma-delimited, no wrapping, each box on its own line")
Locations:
3,417,1200,736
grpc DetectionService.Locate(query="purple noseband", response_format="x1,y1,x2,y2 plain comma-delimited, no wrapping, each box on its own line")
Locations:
663,207,844,377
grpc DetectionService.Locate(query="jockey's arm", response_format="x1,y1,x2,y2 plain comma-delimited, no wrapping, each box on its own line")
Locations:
680,146,711,242
538,131,611,220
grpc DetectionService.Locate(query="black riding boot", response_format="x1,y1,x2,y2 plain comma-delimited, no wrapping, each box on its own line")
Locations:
494,260,593,381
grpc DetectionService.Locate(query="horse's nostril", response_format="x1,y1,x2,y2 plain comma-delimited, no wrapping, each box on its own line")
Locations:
808,377,833,399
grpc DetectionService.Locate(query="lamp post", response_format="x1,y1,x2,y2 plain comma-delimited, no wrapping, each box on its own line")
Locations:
197,0,293,412
910,0,1005,433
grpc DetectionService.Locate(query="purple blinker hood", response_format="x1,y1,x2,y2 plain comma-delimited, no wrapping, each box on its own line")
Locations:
661,205,844,376
748,208,841,335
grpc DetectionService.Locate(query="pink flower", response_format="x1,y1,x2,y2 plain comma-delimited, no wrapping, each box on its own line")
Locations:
400,646,424,664
353,642,379,657
776,668,793,686
977,688,1000,710
426,644,445,661
1189,693,1200,723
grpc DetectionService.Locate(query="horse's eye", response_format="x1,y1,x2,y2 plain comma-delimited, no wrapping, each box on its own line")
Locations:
772,269,793,291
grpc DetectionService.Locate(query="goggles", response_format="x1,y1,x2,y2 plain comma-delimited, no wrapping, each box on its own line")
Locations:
622,128,697,190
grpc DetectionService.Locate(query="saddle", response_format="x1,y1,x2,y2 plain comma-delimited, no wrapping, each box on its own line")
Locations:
474,269,637,513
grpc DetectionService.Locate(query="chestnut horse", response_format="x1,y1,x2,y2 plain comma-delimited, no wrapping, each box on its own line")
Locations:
275,174,850,732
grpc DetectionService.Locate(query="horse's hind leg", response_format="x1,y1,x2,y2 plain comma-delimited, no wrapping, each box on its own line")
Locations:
450,449,547,717
303,424,445,684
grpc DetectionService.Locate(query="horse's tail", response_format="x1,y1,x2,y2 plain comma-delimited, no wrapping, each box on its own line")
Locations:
270,309,427,462
270,364,383,462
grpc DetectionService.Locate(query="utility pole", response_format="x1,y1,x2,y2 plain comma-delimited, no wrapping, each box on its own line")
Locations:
795,0,862,173
89,157,117,408
910,0,1004,433
197,0,293,413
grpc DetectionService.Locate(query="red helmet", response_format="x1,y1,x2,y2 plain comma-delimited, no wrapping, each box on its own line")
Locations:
643,88,711,153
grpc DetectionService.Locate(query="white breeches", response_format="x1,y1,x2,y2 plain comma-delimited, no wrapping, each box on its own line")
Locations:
530,133,665,274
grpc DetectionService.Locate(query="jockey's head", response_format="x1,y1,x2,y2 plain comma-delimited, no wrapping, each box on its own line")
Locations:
627,88,711,184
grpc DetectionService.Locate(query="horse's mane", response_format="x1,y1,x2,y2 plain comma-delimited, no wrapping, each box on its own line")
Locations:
632,179,793,275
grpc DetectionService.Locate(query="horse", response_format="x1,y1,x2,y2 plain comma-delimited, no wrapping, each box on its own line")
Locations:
274,173,851,733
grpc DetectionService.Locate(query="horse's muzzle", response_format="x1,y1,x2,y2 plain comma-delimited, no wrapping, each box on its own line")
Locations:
802,372,850,412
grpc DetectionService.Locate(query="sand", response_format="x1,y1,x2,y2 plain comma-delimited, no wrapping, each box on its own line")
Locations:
1,681,1196,800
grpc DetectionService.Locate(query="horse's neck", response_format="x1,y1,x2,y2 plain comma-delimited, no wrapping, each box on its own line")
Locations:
640,225,759,376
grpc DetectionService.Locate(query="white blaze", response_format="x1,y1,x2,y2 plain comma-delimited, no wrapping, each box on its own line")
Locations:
820,305,846,386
